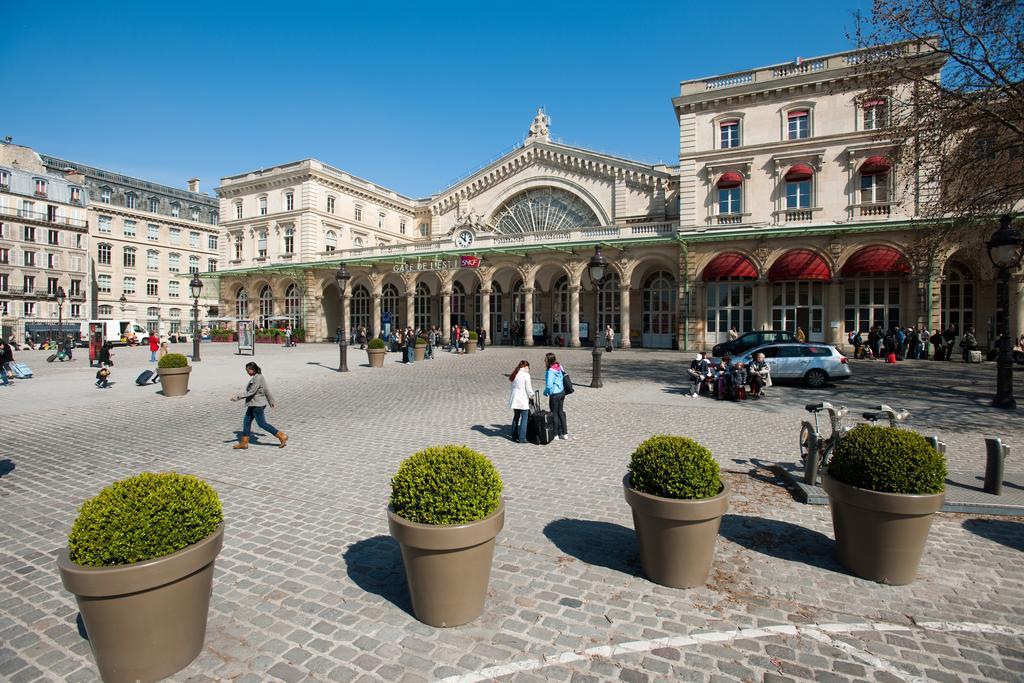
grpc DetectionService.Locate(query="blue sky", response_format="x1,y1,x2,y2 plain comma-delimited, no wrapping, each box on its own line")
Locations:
1,1,867,198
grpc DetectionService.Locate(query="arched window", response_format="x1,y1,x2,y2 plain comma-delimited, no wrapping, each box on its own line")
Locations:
259,285,274,327
146,307,160,333
841,245,910,334
703,253,756,344
235,288,249,319
188,255,200,273
169,307,181,333
283,227,295,254
146,250,159,270
350,285,370,333
488,282,503,343
596,272,621,337
98,304,113,317
414,282,432,330
942,262,975,337
353,236,364,248
123,247,136,268
642,271,677,349
381,283,400,329
97,243,112,265
284,283,301,329
451,281,466,326
492,188,600,235
552,276,570,337
325,230,337,252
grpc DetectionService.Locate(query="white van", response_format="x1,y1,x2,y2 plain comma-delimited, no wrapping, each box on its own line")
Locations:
79,320,152,347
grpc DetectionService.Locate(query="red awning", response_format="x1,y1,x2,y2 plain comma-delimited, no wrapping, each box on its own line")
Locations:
768,249,831,281
717,171,743,189
719,119,739,127
860,155,892,175
784,163,814,181
862,98,886,108
787,109,809,118
840,246,910,276
702,252,758,280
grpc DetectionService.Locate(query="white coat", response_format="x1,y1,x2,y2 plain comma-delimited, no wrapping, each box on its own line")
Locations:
508,369,533,410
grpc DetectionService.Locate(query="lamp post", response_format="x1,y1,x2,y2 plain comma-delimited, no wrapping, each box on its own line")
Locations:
987,215,1023,409
118,292,127,314
335,263,351,372
55,286,66,355
588,245,608,388
190,274,203,363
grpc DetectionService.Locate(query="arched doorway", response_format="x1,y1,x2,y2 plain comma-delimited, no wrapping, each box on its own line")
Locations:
489,282,503,344
768,249,830,341
350,285,370,333
235,287,248,319
258,285,274,328
414,282,432,330
642,271,676,348
595,273,621,344
450,281,466,327
381,283,400,332
941,262,975,339
841,245,910,334
284,283,301,330
551,276,570,342
702,252,756,345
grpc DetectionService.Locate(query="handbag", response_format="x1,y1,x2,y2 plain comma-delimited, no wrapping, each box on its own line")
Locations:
562,371,575,395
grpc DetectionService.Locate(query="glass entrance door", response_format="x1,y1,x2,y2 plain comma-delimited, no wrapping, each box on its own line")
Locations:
771,281,825,341
705,280,753,345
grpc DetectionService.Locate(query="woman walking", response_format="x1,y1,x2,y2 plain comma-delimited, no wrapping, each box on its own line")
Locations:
543,352,569,440
230,361,287,449
507,360,533,443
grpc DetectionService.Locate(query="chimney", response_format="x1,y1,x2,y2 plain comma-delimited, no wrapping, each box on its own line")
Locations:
187,178,200,193
65,169,85,183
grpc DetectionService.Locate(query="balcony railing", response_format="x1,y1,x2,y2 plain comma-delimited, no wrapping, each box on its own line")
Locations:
717,215,744,226
3,286,41,297
854,203,894,218
0,204,88,228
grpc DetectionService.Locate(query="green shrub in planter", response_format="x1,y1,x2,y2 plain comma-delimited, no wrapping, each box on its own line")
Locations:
828,425,946,495
367,337,386,350
390,445,503,525
158,353,190,369
628,435,721,500
68,472,223,567
415,336,427,346
468,331,478,340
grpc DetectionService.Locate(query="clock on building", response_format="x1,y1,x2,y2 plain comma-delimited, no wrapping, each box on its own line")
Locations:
455,229,475,248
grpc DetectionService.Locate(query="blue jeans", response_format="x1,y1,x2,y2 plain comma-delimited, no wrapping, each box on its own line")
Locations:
150,350,157,361
511,408,528,442
0,365,9,385
548,392,567,436
242,406,278,437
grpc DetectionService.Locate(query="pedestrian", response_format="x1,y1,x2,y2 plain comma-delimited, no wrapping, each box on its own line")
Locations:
748,351,770,398
687,352,709,397
918,326,930,360
478,326,487,351
63,335,74,361
0,341,13,386
930,328,945,361
728,326,739,341
98,341,113,368
158,340,169,361
460,326,469,353
148,332,159,362
895,326,907,360
943,324,957,360
425,328,434,360
511,322,520,346
795,326,807,343
852,330,864,359
543,352,569,440
95,366,111,389
507,359,533,443
284,326,292,348
605,324,615,352
230,361,287,449
358,325,367,350
960,325,979,362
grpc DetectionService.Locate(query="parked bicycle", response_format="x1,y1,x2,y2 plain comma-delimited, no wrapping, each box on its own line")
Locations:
861,404,911,429
799,402,848,484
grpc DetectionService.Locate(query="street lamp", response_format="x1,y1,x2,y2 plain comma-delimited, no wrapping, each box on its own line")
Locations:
190,274,203,363
335,263,351,372
588,245,608,388
55,286,66,355
118,292,127,313
986,215,1023,409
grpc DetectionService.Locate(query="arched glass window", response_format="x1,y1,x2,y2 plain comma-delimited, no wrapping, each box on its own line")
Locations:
642,271,677,349
353,236,364,248
552,276,570,337
596,272,621,335
492,188,600,234
123,247,136,268
284,283,301,329
283,227,295,254
234,287,248,320
381,283,400,329
414,282,432,330
451,281,466,326
942,262,975,337
488,282,503,343
350,284,370,333
259,285,274,327
325,230,337,252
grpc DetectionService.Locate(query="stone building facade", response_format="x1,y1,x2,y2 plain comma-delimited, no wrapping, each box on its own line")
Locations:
41,156,220,335
0,142,89,342
210,40,1018,353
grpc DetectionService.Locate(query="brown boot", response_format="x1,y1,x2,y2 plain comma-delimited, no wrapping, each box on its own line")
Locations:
233,436,249,449
276,432,288,448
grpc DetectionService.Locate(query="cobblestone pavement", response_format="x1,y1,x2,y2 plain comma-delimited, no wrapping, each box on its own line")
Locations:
1,343,1022,682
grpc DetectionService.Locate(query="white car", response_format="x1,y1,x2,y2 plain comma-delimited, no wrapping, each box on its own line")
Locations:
734,342,851,388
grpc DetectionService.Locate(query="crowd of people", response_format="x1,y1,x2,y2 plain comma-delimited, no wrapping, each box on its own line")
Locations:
350,322,489,364
848,323,985,363
686,350,770,400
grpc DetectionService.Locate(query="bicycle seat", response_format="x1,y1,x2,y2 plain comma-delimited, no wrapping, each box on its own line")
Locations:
805,403,825,412
862,412,881,421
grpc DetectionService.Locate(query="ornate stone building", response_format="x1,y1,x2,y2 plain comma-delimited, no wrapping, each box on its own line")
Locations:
210,40,1014,352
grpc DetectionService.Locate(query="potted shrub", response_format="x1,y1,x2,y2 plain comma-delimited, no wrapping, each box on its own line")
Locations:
157,352,191,396
387,445,504,627
367,337,387,367
210,327,235,342
464,330,478,354
414,335,427,362
57,472,225,683
821,424,946,585
623,435,730,588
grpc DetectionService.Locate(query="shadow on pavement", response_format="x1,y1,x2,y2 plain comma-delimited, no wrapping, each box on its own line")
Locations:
76,613,89,641
471,424,510,439
961,518,1024,552
0,459,13,478
719,514,847,574
542,519,640,576
343,535,413,617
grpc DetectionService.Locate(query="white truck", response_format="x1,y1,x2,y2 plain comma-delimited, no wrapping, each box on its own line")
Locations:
79,320,152,347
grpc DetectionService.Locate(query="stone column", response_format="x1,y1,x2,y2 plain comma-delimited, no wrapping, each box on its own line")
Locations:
754,279,771,330
405,291,415,330
342,293,351,342
569,285,581,347
371,293,381,338
691,280,706,351
442,289,451,341
524,288,535,346
619,285,632,348
481,288,491,341
826,280,844,346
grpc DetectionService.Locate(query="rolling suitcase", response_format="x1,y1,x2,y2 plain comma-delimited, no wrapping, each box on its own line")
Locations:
136,370,156,386
47,353,58,363
967,350,982,364
527,410,556,445
10,362,33,378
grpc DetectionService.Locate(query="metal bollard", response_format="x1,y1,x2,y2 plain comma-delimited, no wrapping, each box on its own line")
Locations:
984,438,1007,496
925,436,947,455
803,431,820,485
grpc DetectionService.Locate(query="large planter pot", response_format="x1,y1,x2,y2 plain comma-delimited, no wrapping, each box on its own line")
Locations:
157,366,191,397
464,340,477,354
212,335,235,342
821,472,944,585
623,474,730,588
255,337,282,344
367,348,386,368
57,523,225,683
414,345,426,362
387,500,505,627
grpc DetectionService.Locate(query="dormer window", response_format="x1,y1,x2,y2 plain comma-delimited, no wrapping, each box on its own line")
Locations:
70,187,82,205
863,98,887,130
190,207,200,222
100,187,112,204
170,202,180,218
720,120,740,149
125,193,137,209
787,110,810,140
34,178,48,197
0,170,9,189
148,197,159,212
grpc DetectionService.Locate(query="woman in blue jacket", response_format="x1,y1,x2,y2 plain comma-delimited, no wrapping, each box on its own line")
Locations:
543,352,569,440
